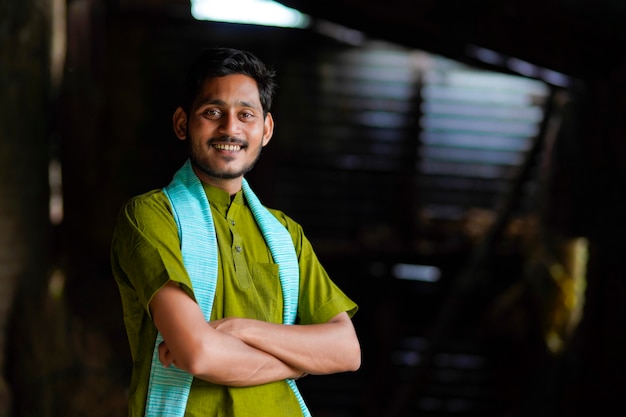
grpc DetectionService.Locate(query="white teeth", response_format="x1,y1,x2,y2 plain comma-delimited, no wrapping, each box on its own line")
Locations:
214,144,241,151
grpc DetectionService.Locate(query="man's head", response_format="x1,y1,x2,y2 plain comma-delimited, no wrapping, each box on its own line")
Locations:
173,48,276,194
180,47,277,117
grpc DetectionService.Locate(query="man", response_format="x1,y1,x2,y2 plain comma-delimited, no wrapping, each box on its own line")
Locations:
110,47,361,417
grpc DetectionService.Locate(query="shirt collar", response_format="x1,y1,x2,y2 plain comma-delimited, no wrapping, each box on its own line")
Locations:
201,182,245,214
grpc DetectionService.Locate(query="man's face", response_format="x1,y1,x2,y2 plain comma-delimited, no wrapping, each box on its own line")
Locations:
174,74,273,187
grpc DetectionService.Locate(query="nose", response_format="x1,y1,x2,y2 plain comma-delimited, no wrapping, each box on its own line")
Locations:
218,112,241,137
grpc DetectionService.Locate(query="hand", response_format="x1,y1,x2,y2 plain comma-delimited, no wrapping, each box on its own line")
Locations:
158,340,176,368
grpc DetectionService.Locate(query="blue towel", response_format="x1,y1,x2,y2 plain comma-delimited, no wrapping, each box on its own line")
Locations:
144,159,310,416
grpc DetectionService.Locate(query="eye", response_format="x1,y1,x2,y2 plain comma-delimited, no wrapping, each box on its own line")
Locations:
239,110,256,121
202,108,222,119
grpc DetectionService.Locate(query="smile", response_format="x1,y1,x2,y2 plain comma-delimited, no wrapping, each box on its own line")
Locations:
213,143,242,151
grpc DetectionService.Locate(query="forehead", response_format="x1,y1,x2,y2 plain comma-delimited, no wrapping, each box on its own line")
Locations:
194,74,262,108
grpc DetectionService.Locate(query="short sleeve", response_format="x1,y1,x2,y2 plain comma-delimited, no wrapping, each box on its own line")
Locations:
267,209,358,325
111,190,193,316
297,233,358,324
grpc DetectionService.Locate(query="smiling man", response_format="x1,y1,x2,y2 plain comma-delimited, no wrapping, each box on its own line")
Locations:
175,72,272,190
110,48,361,417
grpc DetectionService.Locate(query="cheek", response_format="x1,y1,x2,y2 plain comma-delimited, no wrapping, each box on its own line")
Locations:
188,119,204,132
187,120,215,141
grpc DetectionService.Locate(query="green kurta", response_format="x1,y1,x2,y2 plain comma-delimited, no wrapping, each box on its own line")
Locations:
111,183,358,417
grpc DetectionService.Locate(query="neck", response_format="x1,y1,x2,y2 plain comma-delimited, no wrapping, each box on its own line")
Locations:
191,165,242,196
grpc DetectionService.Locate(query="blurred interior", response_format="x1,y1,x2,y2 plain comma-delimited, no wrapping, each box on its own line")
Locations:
2,0,626,416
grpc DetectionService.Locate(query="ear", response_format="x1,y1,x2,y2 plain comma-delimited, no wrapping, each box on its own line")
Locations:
173,107,188,140
262,112,274,147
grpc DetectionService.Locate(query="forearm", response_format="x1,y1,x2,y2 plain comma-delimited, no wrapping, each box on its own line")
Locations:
152,282,302,387
177,332,303,386
211,312,361,375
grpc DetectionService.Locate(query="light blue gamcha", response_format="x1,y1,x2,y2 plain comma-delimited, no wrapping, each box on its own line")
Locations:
144,159,311,417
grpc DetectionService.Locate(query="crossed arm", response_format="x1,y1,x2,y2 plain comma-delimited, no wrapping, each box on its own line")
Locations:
150,281,361,387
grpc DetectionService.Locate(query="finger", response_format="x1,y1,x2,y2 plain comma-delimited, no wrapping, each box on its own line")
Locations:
158,342,173,367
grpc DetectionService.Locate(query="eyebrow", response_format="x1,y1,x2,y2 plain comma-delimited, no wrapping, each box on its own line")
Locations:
197,98,261,110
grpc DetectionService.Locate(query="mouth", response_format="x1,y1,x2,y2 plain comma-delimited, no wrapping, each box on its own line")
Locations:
209,137,247,152
212,143,242,152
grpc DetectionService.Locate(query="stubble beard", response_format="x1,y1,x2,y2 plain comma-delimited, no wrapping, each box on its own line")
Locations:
188,136,263,180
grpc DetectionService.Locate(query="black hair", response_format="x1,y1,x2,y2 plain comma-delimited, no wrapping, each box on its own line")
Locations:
179,47,277,116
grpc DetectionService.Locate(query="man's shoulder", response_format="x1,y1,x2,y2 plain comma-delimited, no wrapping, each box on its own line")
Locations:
120,189,173,223
265,206,297,227
125,189,168,208
263,206,308,246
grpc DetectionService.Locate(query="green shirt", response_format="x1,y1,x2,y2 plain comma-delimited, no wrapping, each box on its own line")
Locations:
111,183,358,417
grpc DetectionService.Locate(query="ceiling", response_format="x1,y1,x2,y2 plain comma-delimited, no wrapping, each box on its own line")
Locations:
277,0,626,82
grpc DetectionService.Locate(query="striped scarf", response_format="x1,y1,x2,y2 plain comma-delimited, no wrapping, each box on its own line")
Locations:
144,159,310,416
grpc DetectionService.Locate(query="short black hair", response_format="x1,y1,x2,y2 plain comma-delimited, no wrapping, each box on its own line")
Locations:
180,47,277,117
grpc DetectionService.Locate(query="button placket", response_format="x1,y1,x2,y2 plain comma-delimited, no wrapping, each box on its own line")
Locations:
228,210,251,289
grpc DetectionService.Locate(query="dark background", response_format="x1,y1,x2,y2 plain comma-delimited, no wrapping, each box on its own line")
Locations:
2,0,626,416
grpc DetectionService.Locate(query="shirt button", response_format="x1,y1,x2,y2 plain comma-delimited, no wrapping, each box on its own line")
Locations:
230,219,236,226
235,245,242,252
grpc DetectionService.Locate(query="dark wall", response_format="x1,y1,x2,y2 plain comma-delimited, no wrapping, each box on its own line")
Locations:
4,1,626,416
